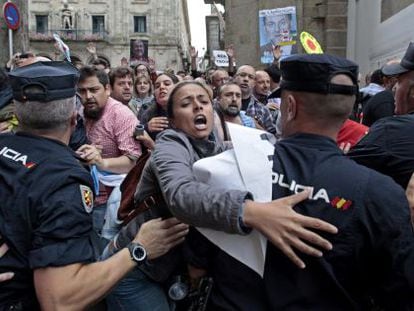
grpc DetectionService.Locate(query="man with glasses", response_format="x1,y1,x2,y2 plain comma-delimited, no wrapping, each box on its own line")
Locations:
234,65,276,134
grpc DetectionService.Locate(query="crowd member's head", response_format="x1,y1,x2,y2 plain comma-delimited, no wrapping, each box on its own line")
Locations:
134,63,151,77
77,66,110,120
217,82,242,117
382,42,414,115
234,65,256,99
108,66,133,105
91,58,110,73
264,64,282,90
381,59,400,91
12,52,37,69
369,69,383,86
254,70,271,96
134,73,153,99
210,69,230,89
274,54,359,139
177,71,186,79
167,81,214,140
206,67,217,84
9,61,78,140
154,73,179,110
183,74,194,81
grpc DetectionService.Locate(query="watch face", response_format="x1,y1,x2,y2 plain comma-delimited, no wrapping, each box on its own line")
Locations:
132,245,146,262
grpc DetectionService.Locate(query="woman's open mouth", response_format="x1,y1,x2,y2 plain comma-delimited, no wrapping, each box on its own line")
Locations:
194,114,207,130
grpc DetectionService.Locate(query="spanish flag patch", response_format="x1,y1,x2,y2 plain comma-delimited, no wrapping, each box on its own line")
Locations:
80,185,94,213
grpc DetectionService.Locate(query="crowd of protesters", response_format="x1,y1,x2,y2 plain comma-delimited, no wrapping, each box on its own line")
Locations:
0,38,414,311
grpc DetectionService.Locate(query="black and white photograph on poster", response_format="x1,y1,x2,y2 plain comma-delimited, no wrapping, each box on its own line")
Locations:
259,6,298,64
130,39,149,66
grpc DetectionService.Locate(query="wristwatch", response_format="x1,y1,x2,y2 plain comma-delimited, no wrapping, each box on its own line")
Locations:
127,242,147,264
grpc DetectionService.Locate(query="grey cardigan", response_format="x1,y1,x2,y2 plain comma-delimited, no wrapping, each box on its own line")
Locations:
135,128,250,234
115,129,250,282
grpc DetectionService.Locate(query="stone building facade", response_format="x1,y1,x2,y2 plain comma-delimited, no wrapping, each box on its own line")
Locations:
207,0,414,74
26,0,191,71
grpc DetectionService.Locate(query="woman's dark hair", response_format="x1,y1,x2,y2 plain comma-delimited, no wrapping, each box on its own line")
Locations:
166,81,212,118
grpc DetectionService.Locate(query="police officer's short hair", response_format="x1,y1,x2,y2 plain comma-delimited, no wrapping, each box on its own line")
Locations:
79,66,109,87
15,97,76,131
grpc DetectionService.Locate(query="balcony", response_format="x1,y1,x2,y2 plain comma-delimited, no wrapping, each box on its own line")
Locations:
29,29,109,42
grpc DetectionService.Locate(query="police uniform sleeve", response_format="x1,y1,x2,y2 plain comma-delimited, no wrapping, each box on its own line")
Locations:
29,182,96,269
359,172,414,308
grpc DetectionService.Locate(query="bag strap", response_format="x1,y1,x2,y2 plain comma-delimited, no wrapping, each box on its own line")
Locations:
122,193,164,225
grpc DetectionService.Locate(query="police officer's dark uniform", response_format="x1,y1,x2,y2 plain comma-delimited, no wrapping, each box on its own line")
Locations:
0,62,96,310
348,42,414,189
264,54,414,310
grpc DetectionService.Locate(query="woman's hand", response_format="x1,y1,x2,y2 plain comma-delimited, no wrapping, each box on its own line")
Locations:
135,131,155,150
243,189,338,269
147,117,169,133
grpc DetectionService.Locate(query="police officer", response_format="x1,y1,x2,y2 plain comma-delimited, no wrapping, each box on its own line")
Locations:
0,61,188,310
264,54,414,309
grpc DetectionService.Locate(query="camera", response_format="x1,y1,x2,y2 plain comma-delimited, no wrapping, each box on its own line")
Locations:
133,124,145,138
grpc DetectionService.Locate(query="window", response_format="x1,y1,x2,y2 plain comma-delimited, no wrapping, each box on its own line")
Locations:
92,15,105,34
134,16,147,33
35,15,48,34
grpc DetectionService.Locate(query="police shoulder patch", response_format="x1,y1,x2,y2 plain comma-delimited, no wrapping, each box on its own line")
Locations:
80,185,94,213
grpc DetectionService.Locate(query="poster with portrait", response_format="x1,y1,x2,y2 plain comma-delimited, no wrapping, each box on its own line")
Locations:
259,6,298,64
130,39,149,66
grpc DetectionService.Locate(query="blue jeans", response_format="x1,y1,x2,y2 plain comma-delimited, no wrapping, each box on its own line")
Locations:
106,268,171,311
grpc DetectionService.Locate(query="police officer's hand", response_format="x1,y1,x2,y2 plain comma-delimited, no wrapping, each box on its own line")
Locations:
76,144,103,166
0,121,11,134
0,272,14,282
133,217,189,260
0,234,14,282
339,142,352,154
243,189,338,269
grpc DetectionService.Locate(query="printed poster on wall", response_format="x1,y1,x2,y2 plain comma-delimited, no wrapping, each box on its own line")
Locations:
259,6,298,64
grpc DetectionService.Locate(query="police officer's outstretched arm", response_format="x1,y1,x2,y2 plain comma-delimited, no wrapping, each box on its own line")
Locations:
243,189,338,269
34,217,188,310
